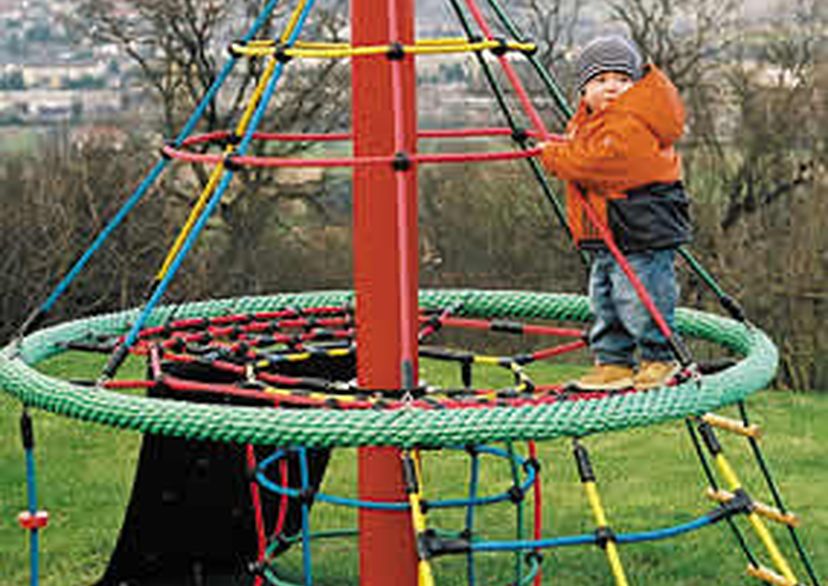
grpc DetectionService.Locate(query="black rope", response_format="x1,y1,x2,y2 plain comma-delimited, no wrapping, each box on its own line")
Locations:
738,402,823,585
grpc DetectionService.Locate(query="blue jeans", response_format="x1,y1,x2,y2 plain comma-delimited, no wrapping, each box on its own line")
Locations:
588,248,678,366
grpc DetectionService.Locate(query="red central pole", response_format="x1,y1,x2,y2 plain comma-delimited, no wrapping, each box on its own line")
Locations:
352,1,419,584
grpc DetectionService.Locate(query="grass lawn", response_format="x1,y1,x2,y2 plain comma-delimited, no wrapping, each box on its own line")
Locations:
0,354,825,585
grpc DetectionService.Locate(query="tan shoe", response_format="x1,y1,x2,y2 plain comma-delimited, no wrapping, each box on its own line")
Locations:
633,361,681,390
569,364,634,391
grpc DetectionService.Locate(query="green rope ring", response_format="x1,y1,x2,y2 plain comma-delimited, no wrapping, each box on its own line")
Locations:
0,289,778,448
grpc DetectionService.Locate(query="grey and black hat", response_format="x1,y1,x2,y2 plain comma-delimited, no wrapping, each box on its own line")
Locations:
576,35,643,93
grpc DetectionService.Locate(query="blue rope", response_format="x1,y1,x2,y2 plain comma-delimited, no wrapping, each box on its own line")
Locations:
24,448,39,586
471,514,716,552
615,515,714,544
116,0,317,357
36,0,281,318
255,445,537,511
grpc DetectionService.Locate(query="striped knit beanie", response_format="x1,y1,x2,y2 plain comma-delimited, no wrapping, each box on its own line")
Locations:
576,35,643,93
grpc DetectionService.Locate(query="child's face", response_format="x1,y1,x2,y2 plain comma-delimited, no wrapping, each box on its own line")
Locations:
582,71,634,112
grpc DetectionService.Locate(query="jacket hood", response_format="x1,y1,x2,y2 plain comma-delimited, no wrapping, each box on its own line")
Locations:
611,65,685,146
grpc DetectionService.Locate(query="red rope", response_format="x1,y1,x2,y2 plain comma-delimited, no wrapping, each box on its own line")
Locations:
245,445,266,586
461,0,550,141
576,192,675,340
161,144,541,167
178,127,551,148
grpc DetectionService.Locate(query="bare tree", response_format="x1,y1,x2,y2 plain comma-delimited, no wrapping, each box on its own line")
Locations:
65,1,352,298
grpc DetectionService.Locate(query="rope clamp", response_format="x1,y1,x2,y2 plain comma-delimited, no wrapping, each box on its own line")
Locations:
711,488,754,523
490,37,510,57
594,525,616,549
392,151,412,171
510,127,529,145
274,43,293,64
223,152,242,172
386,41,405,61
507,485,525,503
227,41,245,58
418,528,471,558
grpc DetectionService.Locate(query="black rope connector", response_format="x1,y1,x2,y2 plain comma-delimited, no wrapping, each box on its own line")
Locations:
490,37,510,57
523,457,541,475
573,440,596,483
402,454,419,494
392,151,412,171
298,486,317,505
419,528,471,559
419,499,431,514
160,141,175,160
697,421,723,456
511,127,529,146
594,526,617,549
223,133,243,147
274,43,293,64
721,294,746,322
228,41,245,58
20,410,34,450
386,41,405,61
525,550,544,566
223,153,242,172
710,488,754,523
508,485,525,504
464,444,479,457
522,42,538,56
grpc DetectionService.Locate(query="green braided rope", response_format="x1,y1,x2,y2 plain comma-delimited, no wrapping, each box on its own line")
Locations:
0,289,777,448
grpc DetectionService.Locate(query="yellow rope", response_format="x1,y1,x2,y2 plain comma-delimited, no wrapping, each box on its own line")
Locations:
156,1,310,281
583,482,629,586
713,454,799,583
231,38,536,59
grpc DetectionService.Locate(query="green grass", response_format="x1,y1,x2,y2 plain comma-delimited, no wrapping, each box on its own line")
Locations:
0,354,825,585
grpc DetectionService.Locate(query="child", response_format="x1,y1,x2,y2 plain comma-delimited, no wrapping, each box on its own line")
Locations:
540,35,691,390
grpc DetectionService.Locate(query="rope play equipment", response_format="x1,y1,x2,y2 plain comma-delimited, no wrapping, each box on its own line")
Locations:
1,0,821,584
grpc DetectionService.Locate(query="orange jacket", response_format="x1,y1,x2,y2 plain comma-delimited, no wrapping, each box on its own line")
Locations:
541,65,686,245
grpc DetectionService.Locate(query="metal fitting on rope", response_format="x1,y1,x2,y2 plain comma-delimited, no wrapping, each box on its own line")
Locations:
490,37,510,57
392,151,412,171
386,41,405,61
594,526,616,549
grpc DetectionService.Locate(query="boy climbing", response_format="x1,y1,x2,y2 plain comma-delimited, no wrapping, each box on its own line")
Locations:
540,34,691,390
